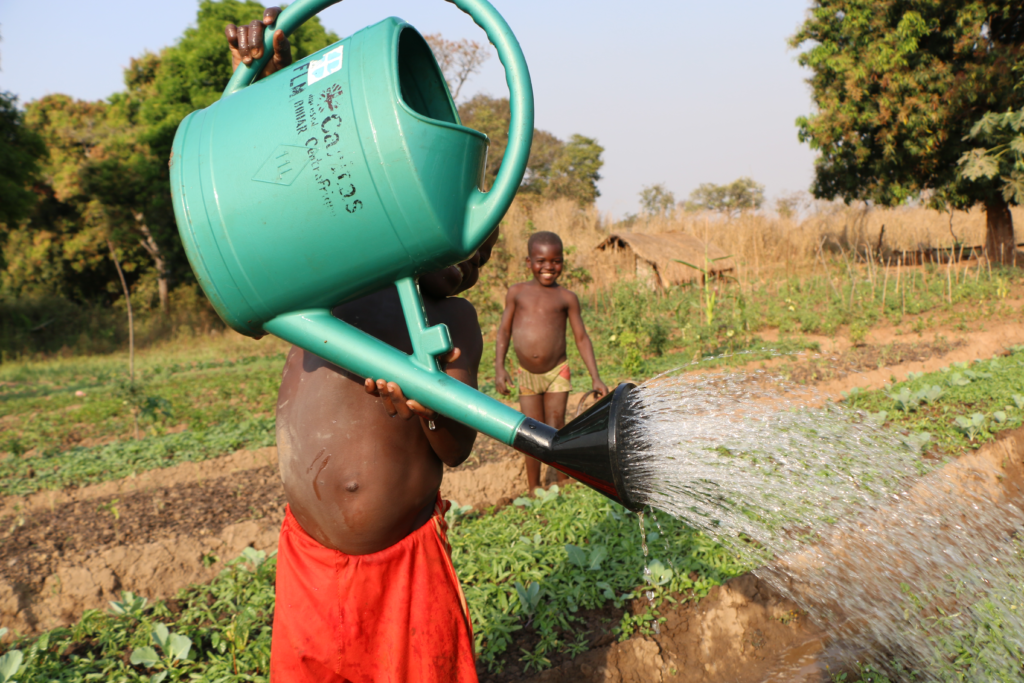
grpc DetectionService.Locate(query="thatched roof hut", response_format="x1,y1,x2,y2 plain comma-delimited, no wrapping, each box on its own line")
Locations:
590,232,735,291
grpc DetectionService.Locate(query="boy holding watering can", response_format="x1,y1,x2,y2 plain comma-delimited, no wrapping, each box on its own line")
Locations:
494,231,608,491
225,15,489,682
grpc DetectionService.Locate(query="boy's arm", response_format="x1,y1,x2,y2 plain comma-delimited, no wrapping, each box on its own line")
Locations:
364,302,481,467
493,287,518,395
566,291,608,397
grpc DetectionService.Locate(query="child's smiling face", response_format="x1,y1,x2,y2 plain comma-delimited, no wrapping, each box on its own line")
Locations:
527,242,563,287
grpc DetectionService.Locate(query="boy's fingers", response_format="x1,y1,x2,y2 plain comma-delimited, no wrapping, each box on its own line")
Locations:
225,23,239,48
387,383,413,419
376,379,397,416
406,400,436,420
248,19,266,60
364,378,379,396
271,30,292,67
263,6,282,24
237,22,252,63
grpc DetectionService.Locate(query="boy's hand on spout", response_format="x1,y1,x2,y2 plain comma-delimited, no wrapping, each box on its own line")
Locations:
364,349,462,419
225,6,292,78
592,379,609,398
494,367,513,395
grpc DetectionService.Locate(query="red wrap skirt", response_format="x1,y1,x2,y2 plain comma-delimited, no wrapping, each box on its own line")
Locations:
270,496,477,683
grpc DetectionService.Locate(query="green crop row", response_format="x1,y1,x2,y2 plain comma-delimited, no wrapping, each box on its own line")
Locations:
0,418,275,497
0,354,284,460
842,345,1024,452
0,485,746,680
7,263,1021,461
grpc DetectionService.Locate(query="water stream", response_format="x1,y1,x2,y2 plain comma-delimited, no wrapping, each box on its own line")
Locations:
620,369,1024,681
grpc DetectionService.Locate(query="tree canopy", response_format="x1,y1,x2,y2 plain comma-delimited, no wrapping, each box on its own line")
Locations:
683,177,765,216
792,0,1024,264
0,92,45,230
638,184,675,217
458,95,604,205
2,0,337,307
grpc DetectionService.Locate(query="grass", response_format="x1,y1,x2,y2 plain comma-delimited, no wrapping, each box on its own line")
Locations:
2,265,1021,496
0,485,747,680
0,321,1022,679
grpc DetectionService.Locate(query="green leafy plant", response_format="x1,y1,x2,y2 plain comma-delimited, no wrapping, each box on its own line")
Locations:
108,591,147,618
954,413,989,442
515,581,543,617
0,648,22,683
646,559,673,587
130,622,193,680
674,254,734,327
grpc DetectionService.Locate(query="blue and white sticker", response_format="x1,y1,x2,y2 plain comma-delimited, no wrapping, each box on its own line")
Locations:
307,46,344,86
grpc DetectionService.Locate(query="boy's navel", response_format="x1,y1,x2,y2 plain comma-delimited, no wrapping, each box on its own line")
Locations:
345,481,359,492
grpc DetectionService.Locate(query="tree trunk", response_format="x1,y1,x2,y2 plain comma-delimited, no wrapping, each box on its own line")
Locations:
134,212,170,312
984,195,1018,267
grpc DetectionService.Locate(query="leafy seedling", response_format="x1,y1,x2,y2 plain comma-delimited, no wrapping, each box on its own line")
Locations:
239,547,266,570
109,590,148,618
915,385,944,404
888,387,920,412
151,623,192,663
899,432,932,454
646,559,673,587
947,373,971,387
565,543,609,571
954,413,988,441
0,649,22,683
515,581,543,616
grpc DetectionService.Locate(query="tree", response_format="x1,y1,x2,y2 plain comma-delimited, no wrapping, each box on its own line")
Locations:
424,34,490,101
683,177,765,216
457,95,604,204
543,134,604,205
10,0,338,308
639,184,675,217
0,92,45,230
792,1,1024,265
959,109,1024,207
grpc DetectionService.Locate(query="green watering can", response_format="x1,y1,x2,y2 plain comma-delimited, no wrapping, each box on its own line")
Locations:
169,0,644,511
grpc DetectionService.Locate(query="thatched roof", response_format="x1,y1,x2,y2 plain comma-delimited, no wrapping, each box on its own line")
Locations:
593,232,735,287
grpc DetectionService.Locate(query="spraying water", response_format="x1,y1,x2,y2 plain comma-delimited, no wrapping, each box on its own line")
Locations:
620,369,1024,680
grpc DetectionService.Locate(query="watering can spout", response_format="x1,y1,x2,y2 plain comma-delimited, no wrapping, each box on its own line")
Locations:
512,383,642,511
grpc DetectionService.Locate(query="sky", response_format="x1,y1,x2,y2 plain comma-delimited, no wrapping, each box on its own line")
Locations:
0,0,818,218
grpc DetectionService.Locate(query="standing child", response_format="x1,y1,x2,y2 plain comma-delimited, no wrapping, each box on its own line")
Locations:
494,231,608,491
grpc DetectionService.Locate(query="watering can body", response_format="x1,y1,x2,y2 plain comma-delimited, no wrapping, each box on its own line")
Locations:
170,0,645,512
171,18,487,339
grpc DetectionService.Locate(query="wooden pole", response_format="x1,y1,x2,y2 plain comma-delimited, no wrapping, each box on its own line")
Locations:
108,239,139,441
880,258,890,316
899,256,905,317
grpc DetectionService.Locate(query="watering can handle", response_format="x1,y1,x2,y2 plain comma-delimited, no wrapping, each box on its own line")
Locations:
223,0,534,255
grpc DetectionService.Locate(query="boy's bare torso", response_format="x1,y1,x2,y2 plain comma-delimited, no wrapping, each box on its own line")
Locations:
275,287,481,555
507,281,573,374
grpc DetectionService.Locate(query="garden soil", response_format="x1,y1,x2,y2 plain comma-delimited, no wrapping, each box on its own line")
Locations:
2,319,1024,680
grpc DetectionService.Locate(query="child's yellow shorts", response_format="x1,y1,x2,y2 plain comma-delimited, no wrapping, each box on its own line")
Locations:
518,361,572,396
